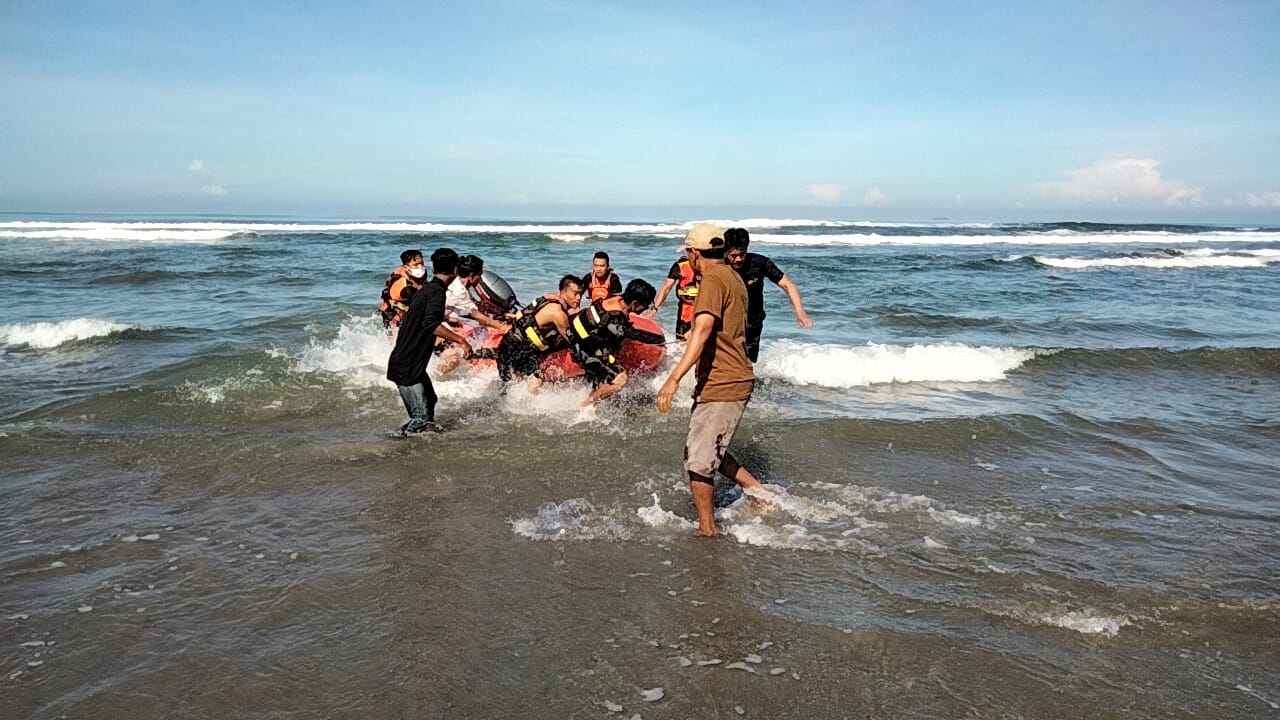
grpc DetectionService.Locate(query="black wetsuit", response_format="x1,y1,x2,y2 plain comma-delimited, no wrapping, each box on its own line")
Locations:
734,252,785,362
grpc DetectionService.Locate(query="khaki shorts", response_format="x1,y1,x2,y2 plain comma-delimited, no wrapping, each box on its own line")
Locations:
683,399,749,478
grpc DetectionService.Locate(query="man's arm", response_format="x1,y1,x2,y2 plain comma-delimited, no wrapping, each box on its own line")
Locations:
433,324,473,357
656,312,715,414
466,308,510,332
776,276,814,329
609,273,622,295
647,278,677,319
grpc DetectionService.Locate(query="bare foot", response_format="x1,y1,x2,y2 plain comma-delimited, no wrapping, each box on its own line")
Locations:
695,525,717,537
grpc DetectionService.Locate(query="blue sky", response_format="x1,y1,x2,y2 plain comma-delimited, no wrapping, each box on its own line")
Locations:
2,1,1278,220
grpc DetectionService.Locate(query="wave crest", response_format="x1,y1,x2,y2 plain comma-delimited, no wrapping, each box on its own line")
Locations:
756,340,1038,387
0,318,137,349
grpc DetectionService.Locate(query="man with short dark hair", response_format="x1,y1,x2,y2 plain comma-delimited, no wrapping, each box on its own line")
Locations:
581,251,623,305
379,249,425,340
496,274,583,394
724,227,813,362
568,278,662,406
657,222,771,536
436,254,511,374
386,248,473,435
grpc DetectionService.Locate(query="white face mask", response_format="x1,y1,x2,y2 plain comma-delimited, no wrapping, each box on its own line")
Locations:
407,266,426,279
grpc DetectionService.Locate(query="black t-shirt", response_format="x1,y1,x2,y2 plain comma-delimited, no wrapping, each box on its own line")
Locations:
386,277,448,385
735,253,785,325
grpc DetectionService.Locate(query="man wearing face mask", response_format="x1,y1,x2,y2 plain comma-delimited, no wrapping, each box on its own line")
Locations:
387,248,473,435
380,249,427,342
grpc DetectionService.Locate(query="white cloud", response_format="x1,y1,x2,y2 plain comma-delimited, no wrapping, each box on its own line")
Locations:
859,186,889,207
1036,158,1202,206
200,184,227,196
806,184,842,205
188,159,207,173
1242,191,1280,208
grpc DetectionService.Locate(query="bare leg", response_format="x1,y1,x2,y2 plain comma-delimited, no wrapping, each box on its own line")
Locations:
718,452,774,507
527,376,543,395
689,473,716,536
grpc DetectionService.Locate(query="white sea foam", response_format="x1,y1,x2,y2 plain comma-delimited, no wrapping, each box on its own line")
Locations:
1031,247,1280,270
756,339,1038,387
5,220,1274,246
0,318,136,349
995,607,1131,636
0,220,690,239
0,227,245,243
747,231,1280,247
510,498,629,541
636,494,697,531
724,518,853,551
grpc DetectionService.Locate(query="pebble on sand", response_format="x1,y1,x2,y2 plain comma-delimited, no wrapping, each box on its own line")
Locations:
640,688,664,702
140,534,160,541
696,659,721,666
50,561,67,569
744,654,763,664
604,700,623,712
725,662,757,673
77,606,92,613
734,706,745,715
769,668,786,675
678,657,693,667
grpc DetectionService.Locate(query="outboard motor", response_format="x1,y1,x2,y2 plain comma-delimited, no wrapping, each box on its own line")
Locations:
472,270,519,316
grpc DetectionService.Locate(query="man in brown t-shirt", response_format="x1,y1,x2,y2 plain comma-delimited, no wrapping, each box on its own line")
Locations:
657,222,771,536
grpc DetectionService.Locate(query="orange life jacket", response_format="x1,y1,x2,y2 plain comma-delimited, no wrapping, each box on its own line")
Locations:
510,293,566,352
674,260,698,323
586,271,619,303
379,267,421,327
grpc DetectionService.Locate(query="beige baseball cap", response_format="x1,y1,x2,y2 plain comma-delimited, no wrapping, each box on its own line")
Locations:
683,222,726,251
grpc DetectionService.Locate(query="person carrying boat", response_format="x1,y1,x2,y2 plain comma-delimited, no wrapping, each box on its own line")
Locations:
647,254,698,341
568,278,661,406
379,249,425,341
436,254,512,374
580,251,623,305
496,275,583,394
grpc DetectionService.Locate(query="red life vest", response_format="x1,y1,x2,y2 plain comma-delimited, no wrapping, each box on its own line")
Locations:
586,271,619,303
674,260,698,323
379,267,421,327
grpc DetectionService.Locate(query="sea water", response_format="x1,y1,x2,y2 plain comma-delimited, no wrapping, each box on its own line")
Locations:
1,216,1277,718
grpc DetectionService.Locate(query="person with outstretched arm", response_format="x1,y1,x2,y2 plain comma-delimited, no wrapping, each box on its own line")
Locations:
724,227,814,362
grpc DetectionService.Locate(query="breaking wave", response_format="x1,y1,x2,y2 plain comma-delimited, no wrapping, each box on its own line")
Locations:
0,318,139,349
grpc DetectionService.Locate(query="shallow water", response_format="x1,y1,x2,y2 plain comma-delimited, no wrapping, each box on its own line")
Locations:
2,217,1278,718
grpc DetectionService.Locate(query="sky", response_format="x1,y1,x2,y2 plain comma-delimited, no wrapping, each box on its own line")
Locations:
1,1,1278,221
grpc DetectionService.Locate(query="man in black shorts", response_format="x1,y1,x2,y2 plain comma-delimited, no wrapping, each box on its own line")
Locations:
724,227,814,362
